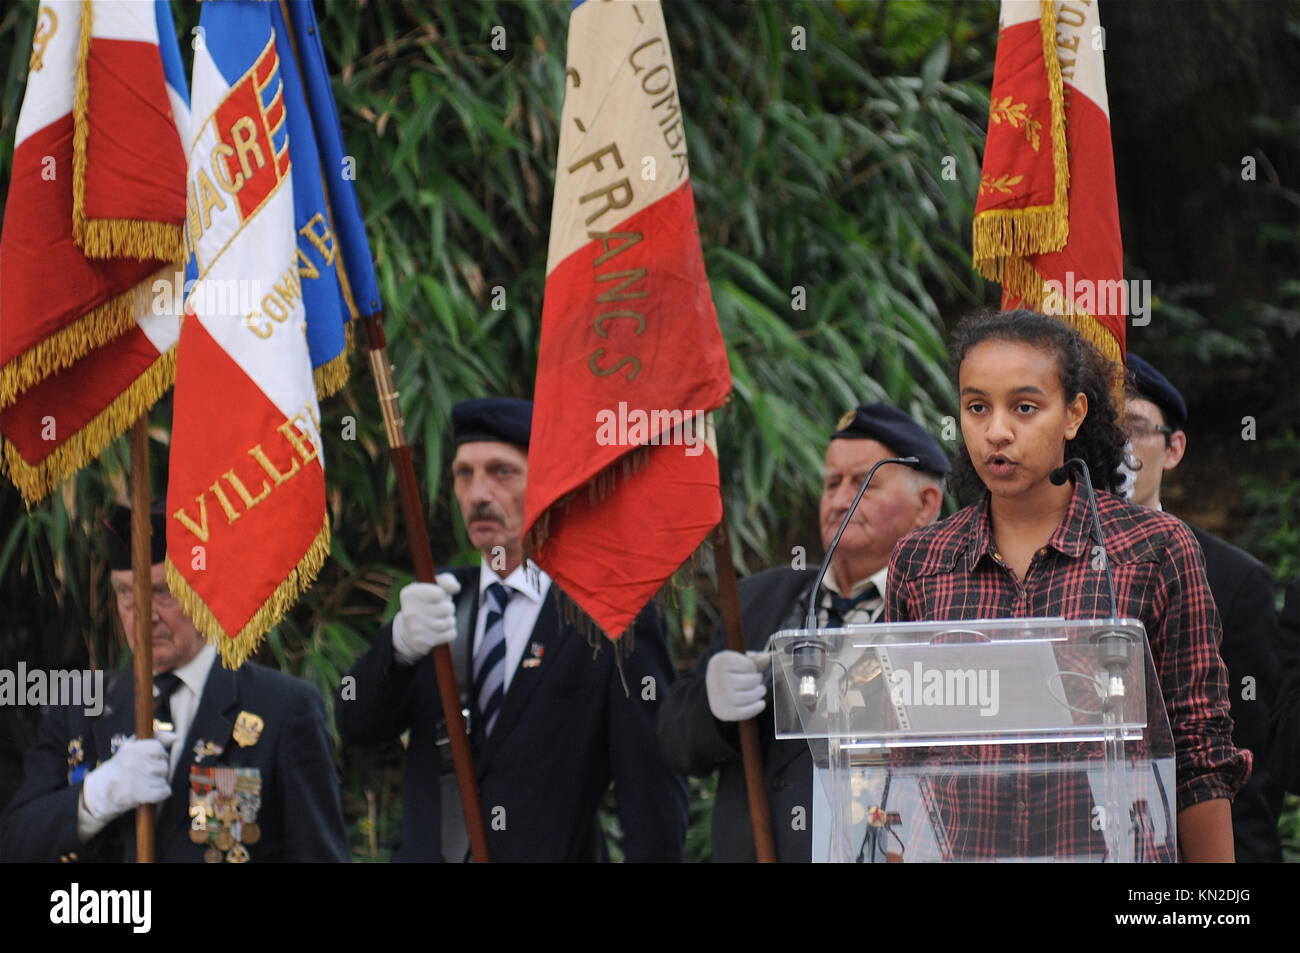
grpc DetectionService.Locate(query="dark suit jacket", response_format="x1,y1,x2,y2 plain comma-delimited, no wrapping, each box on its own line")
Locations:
1189,525,1284,863
657,566,818,862
1269,580,1300,795
0,661,348,863
337,565,687,862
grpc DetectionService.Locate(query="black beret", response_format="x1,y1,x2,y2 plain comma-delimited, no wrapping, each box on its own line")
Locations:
104,500,168,571
831,402,950,475
1126,353,1187,430
452,397,532,450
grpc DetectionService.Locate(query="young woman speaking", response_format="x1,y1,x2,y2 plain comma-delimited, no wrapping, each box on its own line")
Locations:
887,310,1247,862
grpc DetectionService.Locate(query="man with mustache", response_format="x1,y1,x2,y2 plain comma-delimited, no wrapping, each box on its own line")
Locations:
1,503,348,863
338,397,686,861
657,403,948,861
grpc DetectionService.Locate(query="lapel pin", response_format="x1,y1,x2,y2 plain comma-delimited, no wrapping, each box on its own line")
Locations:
193,739,224,762
66,737,86,784
232,711,264,748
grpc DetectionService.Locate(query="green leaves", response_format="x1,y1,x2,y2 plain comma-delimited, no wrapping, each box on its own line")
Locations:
0,0,990,673
0,0,994,859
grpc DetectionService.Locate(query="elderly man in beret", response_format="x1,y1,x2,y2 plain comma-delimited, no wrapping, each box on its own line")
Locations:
1125,354,1284,863
657,402,948,862
1,502,348,863
338,397,687,862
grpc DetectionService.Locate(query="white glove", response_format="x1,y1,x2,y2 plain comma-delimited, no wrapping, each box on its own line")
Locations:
706,650,771,722
81,734,174,824
392,573,462,665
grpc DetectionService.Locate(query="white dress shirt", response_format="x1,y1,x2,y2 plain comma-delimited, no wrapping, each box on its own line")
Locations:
811,565,888,862
473,557,551,695
76,642,217,841
164,642,217,778
819,564,889,626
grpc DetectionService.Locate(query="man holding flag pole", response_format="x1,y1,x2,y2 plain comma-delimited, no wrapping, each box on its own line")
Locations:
2,0,359,864
0,0,192,862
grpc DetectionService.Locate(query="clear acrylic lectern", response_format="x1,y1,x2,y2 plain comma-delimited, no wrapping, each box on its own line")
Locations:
768,618,1176,862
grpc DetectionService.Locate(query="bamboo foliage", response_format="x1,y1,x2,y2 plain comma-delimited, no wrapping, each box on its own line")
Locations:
1,2,995,687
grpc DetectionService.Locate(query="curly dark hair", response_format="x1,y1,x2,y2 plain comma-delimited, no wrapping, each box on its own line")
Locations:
949,310,1128,503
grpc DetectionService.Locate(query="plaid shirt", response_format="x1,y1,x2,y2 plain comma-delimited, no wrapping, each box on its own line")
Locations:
883,476,1250,860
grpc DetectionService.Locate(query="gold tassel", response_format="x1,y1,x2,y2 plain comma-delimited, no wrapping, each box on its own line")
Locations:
313,320,354,400
166,516,332,669
70,0,93,255
971,0,1070,272
0,287,144,409
969,4,1125,402
0,348,177,506
549,584,636,695
78,219,183,262
70,2,182,262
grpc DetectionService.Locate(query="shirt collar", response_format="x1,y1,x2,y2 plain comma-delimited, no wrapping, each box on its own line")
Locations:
169,642,216,698
962,475,1092,572
822,564,889,599
478,555,549,605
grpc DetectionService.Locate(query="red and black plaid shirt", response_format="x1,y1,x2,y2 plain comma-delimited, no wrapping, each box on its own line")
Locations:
884,476,1250,860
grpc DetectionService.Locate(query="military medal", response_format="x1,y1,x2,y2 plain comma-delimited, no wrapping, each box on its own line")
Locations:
192,739,223,762
522,641,545,669
232,711,264,747
66,737,86,785
189,765,262,863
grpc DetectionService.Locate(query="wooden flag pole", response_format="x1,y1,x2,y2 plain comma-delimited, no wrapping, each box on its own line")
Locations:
711,502,777,863
129,417,156,863
268,0,488,861
363,314,492,863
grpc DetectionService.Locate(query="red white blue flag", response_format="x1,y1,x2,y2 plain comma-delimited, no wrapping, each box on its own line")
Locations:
0,0,189,503
167,0,326,667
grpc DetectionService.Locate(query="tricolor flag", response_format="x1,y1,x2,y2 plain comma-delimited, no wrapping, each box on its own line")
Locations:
0,0,189,503
524,0,731,641
972,0,1125,364
167,0,327,667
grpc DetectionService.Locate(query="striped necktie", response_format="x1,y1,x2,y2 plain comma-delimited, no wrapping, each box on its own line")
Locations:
473,582,513,736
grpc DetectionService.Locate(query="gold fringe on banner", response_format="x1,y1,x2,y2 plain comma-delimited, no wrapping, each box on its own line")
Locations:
166,517,332,669
0,347,176,507
70,1,182,262
313,320,355,400
983,256,1126,406
77,218,184,263
0,287,141,409
525,445,652,555
553,588,632,694
971,0,1070,277
523,413,722,688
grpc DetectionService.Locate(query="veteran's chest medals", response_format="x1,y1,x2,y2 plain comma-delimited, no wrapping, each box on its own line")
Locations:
189,764,263,862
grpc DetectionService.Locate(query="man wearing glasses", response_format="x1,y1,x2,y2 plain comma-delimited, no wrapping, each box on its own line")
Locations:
1,502,348,863
1125,354,1285,863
